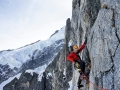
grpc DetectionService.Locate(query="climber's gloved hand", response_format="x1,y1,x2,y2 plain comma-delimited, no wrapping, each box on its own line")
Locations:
85,36,87,40
84,37,87,44
84,32,88,44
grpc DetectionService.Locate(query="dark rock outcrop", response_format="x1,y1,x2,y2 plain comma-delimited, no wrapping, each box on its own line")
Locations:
3,72,52,90
0,64,15,84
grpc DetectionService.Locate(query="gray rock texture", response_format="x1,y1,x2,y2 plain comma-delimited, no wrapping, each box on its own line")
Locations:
69,0,120,90
3,0,120,90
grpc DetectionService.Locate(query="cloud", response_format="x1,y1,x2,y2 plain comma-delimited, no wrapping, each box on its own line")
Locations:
0,0,72,50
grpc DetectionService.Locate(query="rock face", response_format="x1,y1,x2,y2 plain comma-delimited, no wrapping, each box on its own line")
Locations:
68,0,120,90
3,0,120,90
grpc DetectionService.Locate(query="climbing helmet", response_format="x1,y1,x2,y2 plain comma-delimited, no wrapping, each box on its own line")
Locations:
73,45,78,50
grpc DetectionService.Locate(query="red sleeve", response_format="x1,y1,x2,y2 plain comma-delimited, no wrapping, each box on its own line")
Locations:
77,43,86,54
67,52,74,62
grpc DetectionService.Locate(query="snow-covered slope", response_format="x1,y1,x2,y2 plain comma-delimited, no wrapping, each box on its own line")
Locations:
0,26,65,84
0,27,65,69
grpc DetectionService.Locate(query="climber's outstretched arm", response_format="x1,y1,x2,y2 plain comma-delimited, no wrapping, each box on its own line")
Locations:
77,37,87,54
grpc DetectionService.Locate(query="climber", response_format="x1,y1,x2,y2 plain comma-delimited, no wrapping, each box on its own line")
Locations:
67,36,87,90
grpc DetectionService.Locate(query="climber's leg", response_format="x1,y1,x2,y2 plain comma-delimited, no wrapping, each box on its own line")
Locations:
77,75,83,89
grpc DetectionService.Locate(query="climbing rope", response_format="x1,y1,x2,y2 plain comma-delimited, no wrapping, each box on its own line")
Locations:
75,62,108,90
80,71,108,90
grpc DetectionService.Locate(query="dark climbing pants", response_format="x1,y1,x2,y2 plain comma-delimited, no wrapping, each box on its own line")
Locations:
77,75,82,88
78,60,85,73
77,60,85,88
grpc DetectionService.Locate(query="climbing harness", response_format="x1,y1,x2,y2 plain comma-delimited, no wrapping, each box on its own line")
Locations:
75,62,81,69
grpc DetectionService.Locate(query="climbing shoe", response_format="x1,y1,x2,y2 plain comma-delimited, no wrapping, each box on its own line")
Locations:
78,84,83,89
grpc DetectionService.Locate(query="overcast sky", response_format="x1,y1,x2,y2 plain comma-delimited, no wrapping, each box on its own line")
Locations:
0,0,72,51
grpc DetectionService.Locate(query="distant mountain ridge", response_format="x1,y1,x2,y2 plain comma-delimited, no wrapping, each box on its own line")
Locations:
0,26,65,85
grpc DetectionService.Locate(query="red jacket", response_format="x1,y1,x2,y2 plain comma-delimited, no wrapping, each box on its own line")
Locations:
67,43,86,62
